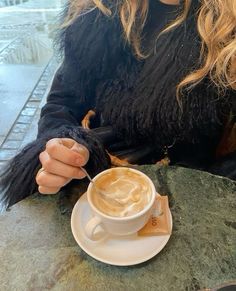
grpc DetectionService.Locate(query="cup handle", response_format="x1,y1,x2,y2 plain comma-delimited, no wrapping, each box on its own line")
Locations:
85,216,104,240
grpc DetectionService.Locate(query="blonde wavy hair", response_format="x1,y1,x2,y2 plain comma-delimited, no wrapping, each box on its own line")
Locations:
63,0,236,96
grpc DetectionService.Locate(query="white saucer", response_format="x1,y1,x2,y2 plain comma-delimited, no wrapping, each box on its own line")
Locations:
71,193,172,266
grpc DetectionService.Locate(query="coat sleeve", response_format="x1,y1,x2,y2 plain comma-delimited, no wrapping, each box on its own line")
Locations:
0,7,119,210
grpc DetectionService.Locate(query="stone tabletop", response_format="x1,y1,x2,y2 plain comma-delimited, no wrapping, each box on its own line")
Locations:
0,165,235,291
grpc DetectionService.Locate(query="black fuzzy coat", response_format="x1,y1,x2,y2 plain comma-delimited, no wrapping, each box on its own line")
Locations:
0,0,235,210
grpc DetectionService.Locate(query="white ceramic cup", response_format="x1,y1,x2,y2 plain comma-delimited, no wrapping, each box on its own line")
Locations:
85,167,156,241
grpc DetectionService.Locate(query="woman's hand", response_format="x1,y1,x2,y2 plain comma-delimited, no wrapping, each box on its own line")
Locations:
36,138,89,194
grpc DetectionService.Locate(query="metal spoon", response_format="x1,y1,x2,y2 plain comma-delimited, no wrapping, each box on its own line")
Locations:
79,167,123,206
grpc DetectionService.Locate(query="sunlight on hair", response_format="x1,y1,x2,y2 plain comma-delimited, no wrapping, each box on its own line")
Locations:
177,0,236,98
63,0,236,98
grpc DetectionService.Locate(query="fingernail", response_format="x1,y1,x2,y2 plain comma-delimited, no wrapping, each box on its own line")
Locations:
76,146,85,154
72,144,84,153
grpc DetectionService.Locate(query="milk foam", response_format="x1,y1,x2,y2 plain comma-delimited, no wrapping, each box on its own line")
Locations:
92,169,152,217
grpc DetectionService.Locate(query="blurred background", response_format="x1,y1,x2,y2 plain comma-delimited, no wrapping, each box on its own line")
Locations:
0,0,66,169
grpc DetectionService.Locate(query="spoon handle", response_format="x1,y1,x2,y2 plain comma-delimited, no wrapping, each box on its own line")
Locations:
79,167,94,184
79,167,103,195
79,167,123,206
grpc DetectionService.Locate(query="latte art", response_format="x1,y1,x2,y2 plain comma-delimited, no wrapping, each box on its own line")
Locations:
92,169,152,217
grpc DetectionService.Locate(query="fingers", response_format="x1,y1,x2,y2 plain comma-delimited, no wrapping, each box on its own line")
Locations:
38,186,60,195
46,138,89,167
36,169,70,188
36,138,90,195
39,151,87,179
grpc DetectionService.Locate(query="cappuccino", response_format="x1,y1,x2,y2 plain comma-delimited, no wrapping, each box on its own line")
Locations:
91,168,152,217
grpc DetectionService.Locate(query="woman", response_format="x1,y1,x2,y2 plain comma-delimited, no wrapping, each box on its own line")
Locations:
0,0,235,210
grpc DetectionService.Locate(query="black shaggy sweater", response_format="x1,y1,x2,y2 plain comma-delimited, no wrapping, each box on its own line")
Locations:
0,0,235,210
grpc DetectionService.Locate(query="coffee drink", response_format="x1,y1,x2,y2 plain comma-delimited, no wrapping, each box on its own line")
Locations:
85,167,156,239
91,168,152,217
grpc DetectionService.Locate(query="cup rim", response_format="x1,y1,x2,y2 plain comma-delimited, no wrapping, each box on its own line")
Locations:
87,167,156,221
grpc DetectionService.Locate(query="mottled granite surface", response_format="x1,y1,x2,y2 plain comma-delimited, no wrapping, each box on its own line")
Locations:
0,166,235,291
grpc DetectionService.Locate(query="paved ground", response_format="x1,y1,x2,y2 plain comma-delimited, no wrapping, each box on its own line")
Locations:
0,0,65,169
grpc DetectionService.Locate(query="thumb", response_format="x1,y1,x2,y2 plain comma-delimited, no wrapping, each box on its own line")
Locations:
71,142,89,165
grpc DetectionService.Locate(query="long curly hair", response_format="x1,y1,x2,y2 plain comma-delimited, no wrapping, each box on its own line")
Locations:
62,0,236,96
